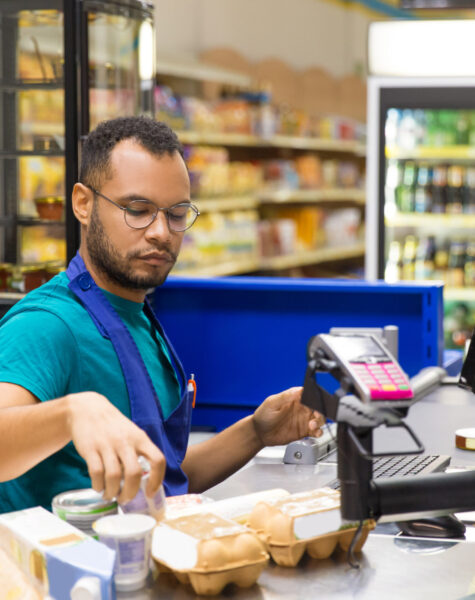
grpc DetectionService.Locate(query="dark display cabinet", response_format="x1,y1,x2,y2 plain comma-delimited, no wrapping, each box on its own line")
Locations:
0,0,155,303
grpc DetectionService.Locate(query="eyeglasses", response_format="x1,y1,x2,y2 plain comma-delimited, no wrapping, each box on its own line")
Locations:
86,185,200,232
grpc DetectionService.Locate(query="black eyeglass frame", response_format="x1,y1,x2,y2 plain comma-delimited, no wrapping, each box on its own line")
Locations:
85,185,200,232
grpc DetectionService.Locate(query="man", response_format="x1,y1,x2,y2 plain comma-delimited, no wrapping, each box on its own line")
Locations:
0,116,324,513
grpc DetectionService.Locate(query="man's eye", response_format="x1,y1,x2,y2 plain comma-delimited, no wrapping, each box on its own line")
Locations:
126,202,154,217
168,207,189,220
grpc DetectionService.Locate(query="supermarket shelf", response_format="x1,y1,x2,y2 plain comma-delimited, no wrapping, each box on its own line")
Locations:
444,287,475,302
385,213,475,229
0,79,63,90
177,131,365,155
0,150,64,158
157,56,252,87
386,145,475,161
0,292,25,302
195,196,259,213
258,188,365,204
259,243,365,271
173,258,260,277
17,217,65,227
173,243,365,277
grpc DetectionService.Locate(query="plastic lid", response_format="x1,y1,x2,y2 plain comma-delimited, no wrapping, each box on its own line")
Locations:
93,513,156,538
52,488,117,515
70,576,101,600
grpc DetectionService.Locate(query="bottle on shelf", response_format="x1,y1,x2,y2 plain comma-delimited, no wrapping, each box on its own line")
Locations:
456,111,470,145
414,162,432,213
385,160,403,217
431,165,448,214
447,240,466,288
465,241,475,287
385,240,403,283
464,167,475,215
434,239,450,283
446,165,465,214
402,235,417,280
398,161,416,213
414,236,436,281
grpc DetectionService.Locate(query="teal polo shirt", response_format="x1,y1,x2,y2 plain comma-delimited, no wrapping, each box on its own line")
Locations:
0,272,180,513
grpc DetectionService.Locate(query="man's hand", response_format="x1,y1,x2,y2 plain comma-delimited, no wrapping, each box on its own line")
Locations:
65,392,165,503
251,386,325,447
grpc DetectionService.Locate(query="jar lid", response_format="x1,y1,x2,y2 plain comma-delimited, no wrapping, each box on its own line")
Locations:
52,488,117,515
34,196,64,204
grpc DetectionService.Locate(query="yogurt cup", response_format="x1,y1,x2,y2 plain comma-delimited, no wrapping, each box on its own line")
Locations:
93,514,156,592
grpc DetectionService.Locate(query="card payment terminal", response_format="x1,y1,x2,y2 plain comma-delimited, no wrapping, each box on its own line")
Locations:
311,333,414,408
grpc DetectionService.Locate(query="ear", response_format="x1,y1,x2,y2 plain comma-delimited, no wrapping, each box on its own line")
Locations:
72,183,93,225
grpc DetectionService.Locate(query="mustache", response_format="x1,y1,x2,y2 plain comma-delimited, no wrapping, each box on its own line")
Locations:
128,248,178,262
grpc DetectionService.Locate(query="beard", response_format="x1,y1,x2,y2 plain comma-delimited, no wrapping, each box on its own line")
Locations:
86,201,177,290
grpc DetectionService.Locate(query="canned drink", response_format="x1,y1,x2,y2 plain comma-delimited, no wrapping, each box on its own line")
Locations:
52,489,118,537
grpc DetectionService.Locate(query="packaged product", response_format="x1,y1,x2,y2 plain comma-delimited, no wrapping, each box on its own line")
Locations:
151,512,269,595
0,506,116,599
247,487,375,566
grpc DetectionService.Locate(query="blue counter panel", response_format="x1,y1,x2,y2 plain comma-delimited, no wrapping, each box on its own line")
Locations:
152,277,444,430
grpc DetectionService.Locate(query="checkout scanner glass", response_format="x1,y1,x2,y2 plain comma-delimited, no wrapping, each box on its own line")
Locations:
459,329,475,392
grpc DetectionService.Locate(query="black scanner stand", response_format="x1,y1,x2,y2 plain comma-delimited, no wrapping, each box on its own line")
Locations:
301,335,475,529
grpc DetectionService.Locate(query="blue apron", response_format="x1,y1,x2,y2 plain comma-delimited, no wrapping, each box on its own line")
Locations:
66,252,191,496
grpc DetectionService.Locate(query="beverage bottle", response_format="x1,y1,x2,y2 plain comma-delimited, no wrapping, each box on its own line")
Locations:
402,235,417,280
413,110,427,146
397,110,417,150
434,239,450,283
447,241,466,288
431,165,448,213
385,160,402,216
414,163,432,213
415,236,436,281
385,109,400,148
456,111,470,145
446,165,464,214
399,162,416,213
385,240,403,283
464,167,475,214
465,241,475,286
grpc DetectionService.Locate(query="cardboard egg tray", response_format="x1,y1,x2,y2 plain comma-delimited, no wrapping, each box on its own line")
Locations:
151,512,269,595
247,487,375,567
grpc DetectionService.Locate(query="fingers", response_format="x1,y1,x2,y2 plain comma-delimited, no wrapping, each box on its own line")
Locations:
116,447,143,504
140,444,166,498
100,448,123,501
86,450,106,494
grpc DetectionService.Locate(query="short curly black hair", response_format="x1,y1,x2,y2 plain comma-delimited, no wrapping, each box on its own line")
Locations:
79,116,183,189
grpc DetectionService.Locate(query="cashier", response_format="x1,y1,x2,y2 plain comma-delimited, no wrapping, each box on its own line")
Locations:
0,116,324,513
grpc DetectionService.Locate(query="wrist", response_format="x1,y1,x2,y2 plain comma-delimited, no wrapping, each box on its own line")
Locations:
248,414,265,453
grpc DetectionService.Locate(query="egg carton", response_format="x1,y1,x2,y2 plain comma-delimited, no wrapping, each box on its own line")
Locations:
247,487,375,567
151,512,269,595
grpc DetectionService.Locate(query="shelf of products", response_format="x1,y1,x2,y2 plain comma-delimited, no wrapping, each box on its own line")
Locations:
174,243,364,277
0,2,155,300
382,107,475,351
178,130,365,154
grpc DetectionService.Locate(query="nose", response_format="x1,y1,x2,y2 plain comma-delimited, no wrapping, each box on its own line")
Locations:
143,210,171,242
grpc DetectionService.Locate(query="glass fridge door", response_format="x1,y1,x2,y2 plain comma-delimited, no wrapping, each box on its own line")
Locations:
377,86,475,352
84,1,155,130
0,4,66,297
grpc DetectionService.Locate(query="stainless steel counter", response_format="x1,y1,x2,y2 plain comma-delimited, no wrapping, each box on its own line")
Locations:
119,384,475,600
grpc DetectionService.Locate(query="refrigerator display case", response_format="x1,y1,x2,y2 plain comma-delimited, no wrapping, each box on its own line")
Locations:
366,77,475,350
0,0,155,303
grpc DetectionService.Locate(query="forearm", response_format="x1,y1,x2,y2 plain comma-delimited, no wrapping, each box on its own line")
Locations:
182,415,263,493
0,398,72,482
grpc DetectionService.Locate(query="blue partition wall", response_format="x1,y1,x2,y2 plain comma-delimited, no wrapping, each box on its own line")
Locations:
152,277,444,431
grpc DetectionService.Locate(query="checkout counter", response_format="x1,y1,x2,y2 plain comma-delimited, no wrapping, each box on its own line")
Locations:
121,382,475,600
135,278,474,599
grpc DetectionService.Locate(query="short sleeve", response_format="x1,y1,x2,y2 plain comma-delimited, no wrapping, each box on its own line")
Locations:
0,310,77,401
